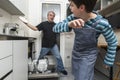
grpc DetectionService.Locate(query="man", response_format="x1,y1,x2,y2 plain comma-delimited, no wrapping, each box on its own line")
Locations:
19,11,67,75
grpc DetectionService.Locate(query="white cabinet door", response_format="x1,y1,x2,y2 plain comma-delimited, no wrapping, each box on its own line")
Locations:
0,41,12,59
13,40,28,80
0,56,12,79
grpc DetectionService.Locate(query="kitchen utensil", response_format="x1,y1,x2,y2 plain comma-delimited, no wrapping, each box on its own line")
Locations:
19,16,28,23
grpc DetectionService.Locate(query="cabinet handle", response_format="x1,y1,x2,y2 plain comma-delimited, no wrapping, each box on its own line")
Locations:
0,69,13,80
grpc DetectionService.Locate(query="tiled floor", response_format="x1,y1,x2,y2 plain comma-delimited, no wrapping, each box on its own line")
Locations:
59,68,74,80
28,68,74,80
28,67,109,80
59,67,109,80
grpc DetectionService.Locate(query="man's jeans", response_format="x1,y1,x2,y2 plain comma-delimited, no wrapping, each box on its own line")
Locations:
37,44,65,71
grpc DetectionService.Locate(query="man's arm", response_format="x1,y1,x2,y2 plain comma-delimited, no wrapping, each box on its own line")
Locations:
25,23,38,31
19,16,38,31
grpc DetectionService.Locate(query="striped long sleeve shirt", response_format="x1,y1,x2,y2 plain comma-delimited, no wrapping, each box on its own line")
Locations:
53,13,118,66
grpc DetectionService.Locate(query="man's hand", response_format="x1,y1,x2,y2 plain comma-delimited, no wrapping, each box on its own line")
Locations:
68,19,84,28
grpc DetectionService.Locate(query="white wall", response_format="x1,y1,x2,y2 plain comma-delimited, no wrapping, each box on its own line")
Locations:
0,8,11,34
28,0,42,59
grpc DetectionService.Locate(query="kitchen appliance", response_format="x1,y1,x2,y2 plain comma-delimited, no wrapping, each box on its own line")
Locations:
3,23,19,35
37,58,49,73
28,58,49,74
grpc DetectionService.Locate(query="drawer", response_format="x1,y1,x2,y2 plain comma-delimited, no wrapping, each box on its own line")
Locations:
0,41,12,59
0,56,12,78
4,73,13,80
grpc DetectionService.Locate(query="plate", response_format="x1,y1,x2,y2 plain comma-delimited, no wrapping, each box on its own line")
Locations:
19,16,28,23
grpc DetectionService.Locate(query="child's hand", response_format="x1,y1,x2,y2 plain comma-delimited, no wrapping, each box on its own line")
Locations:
68,19,84,28
103,64,110,69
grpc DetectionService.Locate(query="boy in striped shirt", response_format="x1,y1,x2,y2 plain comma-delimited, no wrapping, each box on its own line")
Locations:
53,0,118,80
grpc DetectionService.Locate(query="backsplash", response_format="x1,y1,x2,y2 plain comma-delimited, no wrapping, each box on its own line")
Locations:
0,8,11,34
0,8,28,36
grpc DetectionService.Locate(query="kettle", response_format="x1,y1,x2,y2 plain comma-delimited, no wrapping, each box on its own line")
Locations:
3,23,19,35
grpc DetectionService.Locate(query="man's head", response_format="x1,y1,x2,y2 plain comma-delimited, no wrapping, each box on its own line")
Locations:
47,11,55,22
69,0,97,13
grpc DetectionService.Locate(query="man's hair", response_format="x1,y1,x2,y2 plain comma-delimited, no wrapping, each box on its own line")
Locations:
47,11,55,16
69,0,97,13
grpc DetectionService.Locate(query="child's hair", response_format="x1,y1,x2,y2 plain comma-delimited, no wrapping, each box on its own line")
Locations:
69,0,97,13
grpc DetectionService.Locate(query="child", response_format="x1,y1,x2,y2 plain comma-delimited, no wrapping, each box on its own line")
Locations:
53,0,118,80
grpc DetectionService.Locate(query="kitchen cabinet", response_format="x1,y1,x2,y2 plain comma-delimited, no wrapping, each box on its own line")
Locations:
0,39,28,80
0,41,12,59
0,56,13,80
98,0,120,17
0,0,28,15
9,0,28,15
0,41,13,80
101,0,112,9
13,40,28,80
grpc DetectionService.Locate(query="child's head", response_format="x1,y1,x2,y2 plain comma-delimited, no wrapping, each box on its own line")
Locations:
69,0,97,13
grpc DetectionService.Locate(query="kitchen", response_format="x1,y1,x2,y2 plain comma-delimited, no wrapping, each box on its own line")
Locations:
0,0,120,80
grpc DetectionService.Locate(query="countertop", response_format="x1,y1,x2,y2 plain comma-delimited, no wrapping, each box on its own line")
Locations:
0,34,36,41
98,29,120,47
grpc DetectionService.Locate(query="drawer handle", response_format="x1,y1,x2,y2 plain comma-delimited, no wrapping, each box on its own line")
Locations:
0,69,13,80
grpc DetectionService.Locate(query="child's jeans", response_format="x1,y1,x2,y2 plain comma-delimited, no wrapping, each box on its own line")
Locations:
72,28,98,80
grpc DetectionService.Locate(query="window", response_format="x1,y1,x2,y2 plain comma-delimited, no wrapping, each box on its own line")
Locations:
42,3,61,23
